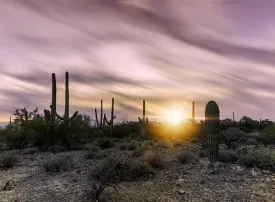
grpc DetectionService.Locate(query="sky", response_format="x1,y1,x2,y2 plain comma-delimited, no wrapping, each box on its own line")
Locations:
1,0,275,123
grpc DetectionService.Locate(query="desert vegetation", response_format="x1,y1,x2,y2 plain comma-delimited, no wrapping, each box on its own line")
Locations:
1,72,275,202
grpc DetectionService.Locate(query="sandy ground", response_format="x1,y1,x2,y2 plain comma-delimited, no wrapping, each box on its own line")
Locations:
1,142,275,202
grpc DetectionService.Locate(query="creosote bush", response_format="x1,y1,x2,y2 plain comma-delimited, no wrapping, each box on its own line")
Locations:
236,146,275,171
22,147,40,155
87,154,155,201
43,154,73,173
177,150,197,164
96,138,114,149
218,149,238,163
142,150,165,169
0,154,18,169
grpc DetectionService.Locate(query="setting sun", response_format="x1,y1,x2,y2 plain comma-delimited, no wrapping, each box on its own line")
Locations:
166,109,185,125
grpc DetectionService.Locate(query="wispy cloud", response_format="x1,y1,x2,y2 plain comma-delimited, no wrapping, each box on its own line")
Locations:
0,0,275,121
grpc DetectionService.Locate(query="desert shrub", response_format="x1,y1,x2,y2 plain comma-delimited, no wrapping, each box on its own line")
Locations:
128,160,154,178
218,149,238,163
2,125,38,149
95,150,109,159
127,141,138,150
5,109,93,150
220,127,249,149
22,147,40,155
0,154,18,169
84,146,100,159
236,146,275,170
48,144,68,153
177,150,197,164
132,146,145,157
128,121,141,134
119,143,127,150
43,154,73,173
198,149,208,158
96,138,114,149
112,123,132,138
142,150,165,169
255,125,275,145
88,155,128,201
235,145,257,157
0,142,8,151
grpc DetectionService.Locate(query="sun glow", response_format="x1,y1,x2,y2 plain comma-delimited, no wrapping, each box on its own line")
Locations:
166,108,185,125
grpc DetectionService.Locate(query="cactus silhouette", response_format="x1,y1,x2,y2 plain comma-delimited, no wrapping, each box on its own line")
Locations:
192,101,195,124
44,73,57,121
103,98,116,136
95,99,103,129
205,101,220,165
138,100,149,136
56,71,78,121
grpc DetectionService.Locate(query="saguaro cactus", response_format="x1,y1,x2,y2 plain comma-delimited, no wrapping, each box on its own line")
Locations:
95,99,103,129
103,98,116,136
56,71,78,121
232,112,235,122
205,101,220,165
192,101,195,124
138,100,149,136
44,73,57,121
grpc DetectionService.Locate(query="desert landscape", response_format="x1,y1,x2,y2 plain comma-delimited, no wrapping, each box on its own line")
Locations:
0,72,275,202
1,1,275,201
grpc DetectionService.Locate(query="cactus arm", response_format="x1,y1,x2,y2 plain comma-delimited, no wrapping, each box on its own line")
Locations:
192,101,195,124
95,108,99,127
51,73,57,118
69,111,78,120
138,117,142,124
100,99,103,127
64,71,69,120
104,113,111,125
56,113,64,120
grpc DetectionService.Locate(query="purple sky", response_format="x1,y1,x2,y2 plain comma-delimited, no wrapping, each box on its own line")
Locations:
1,0,275,122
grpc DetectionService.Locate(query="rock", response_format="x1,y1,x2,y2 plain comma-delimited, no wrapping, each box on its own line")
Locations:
233,165,243,173
199,179,206,184
178,189,185,195
3,180,15,191
250,169,257,176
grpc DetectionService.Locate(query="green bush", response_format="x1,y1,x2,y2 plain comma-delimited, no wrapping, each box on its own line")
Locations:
220,127,249,149
112,123,132,138
236,146,275,171
43,154,73,173
255,126,275,145
0,154,18,169
218,149,238,163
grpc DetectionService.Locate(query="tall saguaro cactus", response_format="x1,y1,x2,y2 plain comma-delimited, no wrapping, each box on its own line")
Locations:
232,112,235,122
95,99,103,129
56,71,78,121
104,98,116,136
192,101,195,124
205,101,220,165
138,100,149,136
44,73,57,121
